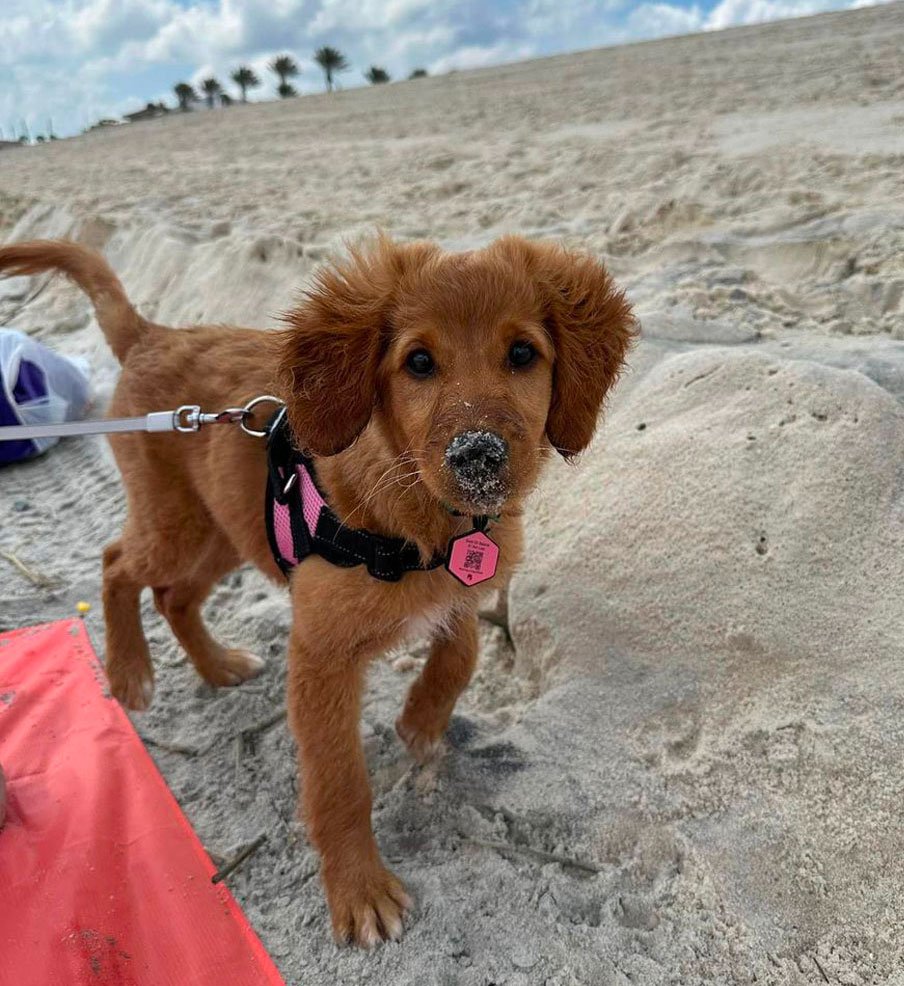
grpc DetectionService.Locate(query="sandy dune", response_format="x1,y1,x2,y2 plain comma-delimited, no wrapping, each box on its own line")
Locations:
2,3,904,983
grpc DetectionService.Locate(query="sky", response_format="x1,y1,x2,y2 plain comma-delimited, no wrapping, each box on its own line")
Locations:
0,0,892,139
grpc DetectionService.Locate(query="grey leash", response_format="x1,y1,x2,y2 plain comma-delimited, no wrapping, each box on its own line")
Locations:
0,394,285,442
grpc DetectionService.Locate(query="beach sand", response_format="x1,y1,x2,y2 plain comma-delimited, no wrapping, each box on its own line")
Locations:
2,3,904,982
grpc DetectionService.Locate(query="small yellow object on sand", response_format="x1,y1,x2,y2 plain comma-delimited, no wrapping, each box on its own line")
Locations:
76,601,91,615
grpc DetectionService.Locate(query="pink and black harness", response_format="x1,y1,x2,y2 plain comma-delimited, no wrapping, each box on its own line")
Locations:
264,408,499,586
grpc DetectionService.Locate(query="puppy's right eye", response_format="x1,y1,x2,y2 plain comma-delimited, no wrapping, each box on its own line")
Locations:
405,349,435,378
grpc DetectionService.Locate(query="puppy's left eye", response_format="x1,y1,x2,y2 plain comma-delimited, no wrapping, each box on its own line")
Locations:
508,341,537,368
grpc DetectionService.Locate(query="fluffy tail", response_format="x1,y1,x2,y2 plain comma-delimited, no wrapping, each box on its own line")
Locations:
0,239,149,362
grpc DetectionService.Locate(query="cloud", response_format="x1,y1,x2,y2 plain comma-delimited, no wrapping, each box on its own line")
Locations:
704,0,844,30
626,2,704,36
309,0,440,34
0,0,891,139
70,0,176,53
622,0,853,39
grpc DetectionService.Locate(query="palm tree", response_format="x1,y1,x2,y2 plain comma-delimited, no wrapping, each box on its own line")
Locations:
364,66,390,84
314,46,349,92
270,55,299,96
231,66,260,103
173,82,197,111
409,68,427,79
200,77,222,109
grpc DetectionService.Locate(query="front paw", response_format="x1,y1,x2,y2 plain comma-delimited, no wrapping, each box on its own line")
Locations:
395,712,445,764
324,860,412,947
107,659,154,711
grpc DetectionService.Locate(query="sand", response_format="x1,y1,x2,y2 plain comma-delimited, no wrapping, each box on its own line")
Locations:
2,3,904,983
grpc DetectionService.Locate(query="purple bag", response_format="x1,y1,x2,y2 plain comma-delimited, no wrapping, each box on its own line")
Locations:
0,330,91,464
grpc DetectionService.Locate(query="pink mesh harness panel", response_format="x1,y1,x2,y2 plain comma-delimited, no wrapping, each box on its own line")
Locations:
270,462,326,567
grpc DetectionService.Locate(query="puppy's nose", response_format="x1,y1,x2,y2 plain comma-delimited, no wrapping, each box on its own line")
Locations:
445,430,509,478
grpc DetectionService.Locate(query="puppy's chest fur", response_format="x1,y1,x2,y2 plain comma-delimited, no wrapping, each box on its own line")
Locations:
402,603,458,644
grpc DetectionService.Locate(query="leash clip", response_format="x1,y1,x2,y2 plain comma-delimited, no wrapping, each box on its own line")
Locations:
174,405,245,432
173,396,285,436
174,405,203,432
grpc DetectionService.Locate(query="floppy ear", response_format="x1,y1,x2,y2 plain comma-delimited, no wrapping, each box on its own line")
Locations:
500,238,636,459
277,238,436,456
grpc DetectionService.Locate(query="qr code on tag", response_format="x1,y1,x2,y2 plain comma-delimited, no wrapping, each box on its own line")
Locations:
463,548,484,572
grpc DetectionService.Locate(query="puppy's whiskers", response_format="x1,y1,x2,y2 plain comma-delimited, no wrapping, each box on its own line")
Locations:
342,464,422,527
386,475,423,532
339,443,429,529
343,447,413,512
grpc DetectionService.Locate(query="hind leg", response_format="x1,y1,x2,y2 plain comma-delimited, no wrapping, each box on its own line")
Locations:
153,573,264,687
103,538,155,710
103,428,260,704
153,529,263,685
104,524,253,707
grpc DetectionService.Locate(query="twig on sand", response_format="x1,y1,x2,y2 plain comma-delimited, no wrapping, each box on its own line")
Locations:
140,734,200,757
0,549,59,589
470,838,602,875
812,956,830,984
234,709,288,766
243,709,287,738
211,833,268,885
206,848,227,868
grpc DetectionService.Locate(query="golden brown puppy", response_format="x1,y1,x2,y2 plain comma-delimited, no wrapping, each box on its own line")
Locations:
0,236,634,946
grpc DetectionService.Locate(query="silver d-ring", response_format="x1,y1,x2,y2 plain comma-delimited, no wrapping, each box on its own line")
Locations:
240,395,286,438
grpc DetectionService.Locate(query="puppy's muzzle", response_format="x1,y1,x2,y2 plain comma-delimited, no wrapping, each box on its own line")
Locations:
445,430,509,506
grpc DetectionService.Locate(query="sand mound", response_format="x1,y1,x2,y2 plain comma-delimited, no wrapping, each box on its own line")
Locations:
505,347,904,981
515,347,904,673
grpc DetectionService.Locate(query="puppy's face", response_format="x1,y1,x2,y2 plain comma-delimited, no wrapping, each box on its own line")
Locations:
378,260,555,514
279,236,635,516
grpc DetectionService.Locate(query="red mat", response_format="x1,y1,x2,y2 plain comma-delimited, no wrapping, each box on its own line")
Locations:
0,619,287,986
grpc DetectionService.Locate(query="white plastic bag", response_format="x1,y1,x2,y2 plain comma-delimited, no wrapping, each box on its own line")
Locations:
0,330,92,463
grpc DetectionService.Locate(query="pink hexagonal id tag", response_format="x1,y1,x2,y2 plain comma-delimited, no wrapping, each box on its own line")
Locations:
446,528,499,587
